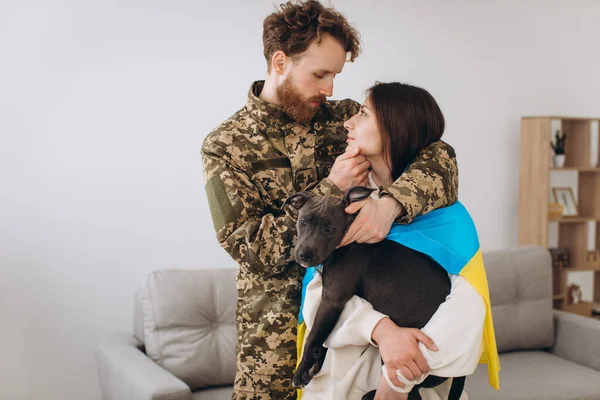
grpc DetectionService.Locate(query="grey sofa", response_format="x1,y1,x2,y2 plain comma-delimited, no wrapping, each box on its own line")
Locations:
95,246,600,399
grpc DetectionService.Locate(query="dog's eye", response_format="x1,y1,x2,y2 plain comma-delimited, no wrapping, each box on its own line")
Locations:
300,219,306,226
327,226,335,232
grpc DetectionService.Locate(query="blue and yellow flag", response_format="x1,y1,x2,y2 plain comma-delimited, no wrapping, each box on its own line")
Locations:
297,201,500,393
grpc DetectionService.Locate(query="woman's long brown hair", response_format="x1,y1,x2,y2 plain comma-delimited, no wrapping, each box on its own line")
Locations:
368,82,445,181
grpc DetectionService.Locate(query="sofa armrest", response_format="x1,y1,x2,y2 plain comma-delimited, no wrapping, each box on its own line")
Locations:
550,310,600,371
95,332,191,400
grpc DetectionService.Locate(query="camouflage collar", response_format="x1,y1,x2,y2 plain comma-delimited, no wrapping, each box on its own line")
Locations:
245,81,294,128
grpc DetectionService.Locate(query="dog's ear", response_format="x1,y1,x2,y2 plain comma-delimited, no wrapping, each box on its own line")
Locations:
282,192,313,210
343,186,376,206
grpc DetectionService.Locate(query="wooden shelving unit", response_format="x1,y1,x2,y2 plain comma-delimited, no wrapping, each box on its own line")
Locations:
518,116,600,319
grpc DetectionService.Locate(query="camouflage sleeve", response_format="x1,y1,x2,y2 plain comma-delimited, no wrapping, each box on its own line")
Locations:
380,140,458,224
304,177,344,197
330,98,360,120
202,146,297,277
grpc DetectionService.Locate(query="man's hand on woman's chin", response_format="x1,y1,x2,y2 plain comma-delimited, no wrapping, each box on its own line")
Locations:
327,147,370,192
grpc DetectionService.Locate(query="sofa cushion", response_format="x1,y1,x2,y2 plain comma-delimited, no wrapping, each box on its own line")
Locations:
483,246,554,352
465,351,600,400
139,268,237,390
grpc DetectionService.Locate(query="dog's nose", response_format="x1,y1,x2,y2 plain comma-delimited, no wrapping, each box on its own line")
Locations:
299,250,314,263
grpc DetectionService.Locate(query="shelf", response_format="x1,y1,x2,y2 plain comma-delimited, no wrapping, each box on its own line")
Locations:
551,167,600,172
522,116,600,121
520,116,600,320
562,265,600,272
551,217,598,223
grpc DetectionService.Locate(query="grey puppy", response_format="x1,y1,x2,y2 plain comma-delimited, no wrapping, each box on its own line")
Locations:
285,186,465,400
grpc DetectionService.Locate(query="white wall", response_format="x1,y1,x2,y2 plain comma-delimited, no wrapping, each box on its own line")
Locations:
1,1,600,399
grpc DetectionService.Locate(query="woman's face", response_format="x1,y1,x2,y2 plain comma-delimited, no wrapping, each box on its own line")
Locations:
343,97,383,158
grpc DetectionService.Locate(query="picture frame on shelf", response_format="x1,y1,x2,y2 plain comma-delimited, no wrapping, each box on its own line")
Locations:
552,187,579,217
587,250,600,267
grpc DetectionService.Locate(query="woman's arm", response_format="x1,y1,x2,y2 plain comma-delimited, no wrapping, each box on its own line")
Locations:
418,275,485,375
376,275,485,392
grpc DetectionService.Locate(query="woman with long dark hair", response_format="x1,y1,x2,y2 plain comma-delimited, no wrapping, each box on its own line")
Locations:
299,82,498,400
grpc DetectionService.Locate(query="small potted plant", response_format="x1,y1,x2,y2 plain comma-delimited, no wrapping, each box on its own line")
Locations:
551,130,567,168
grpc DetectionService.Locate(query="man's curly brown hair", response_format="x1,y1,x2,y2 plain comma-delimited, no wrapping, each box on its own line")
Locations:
262,0,361,71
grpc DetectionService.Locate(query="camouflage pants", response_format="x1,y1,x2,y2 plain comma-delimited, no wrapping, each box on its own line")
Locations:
232,388,296,400
232,364,297,400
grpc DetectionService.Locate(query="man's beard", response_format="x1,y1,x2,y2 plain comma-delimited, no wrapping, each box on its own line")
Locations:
277,77,326,124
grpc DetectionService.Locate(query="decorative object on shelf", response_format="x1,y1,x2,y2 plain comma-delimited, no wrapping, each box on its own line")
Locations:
550,130,567,168
549,247,570,268
547,203,564,220
567,284,582,304
552,187,579,216
587,249,600,267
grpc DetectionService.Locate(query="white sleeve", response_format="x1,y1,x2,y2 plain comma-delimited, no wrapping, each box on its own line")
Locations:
303,272,388,348
419,275,485,376
385,275,486,393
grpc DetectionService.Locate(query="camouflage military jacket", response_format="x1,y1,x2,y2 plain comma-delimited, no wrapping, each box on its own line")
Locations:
201,81,458,400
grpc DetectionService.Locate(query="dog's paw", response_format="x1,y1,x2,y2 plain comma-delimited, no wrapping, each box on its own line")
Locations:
309,347,326,376
292,361,317,388
292,374,303,388
292,371,309,388
293,347,328,388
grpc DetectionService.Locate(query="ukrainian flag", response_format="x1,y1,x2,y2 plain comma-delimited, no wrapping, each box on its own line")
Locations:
296,201,500,395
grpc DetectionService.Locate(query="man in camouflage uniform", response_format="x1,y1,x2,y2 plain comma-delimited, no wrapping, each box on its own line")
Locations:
202,1,458,399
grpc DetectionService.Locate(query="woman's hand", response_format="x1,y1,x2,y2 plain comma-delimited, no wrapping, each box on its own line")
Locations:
338,197,403,247
371,318,437,387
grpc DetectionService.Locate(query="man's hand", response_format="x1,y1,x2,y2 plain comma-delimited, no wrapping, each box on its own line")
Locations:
374,375,409,400
338,196,402,247
372,318,437,388
327,147,370,192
